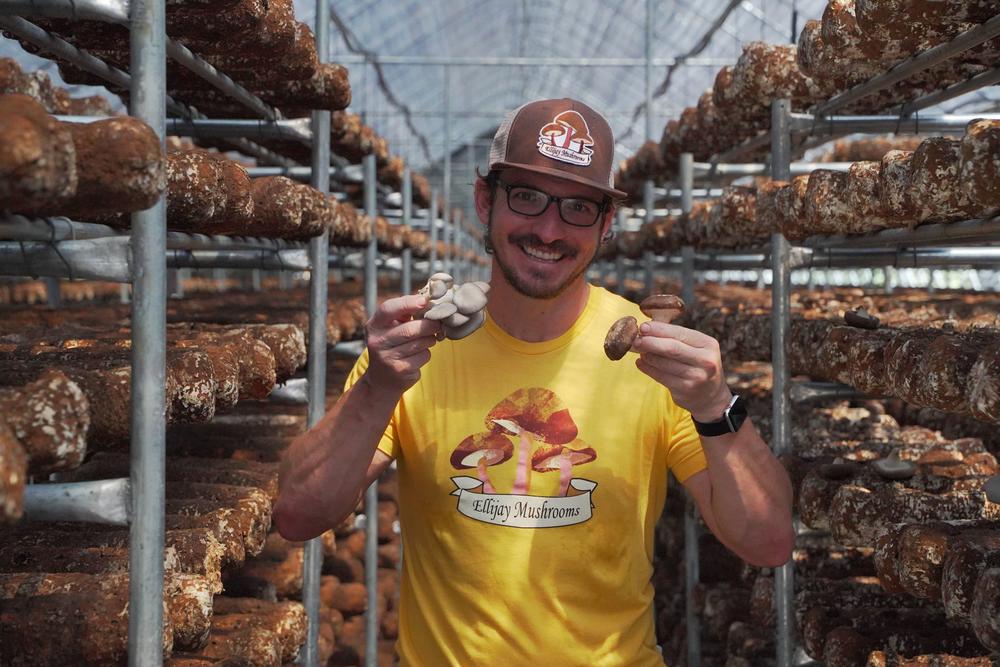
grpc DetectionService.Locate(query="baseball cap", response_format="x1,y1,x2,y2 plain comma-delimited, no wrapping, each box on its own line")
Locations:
488,98,628,200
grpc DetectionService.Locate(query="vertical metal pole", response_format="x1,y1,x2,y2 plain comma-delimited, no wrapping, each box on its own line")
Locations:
678,151,700,667
615,209,627,295
43,276,61,307
362,154,379,667
642,180,655,295
443,65,452,277
680,153,696,306
128,0,166,662
402,167,413,294
770,98,794,667
429,190,439,273
301,2,330,664
250,269,262,292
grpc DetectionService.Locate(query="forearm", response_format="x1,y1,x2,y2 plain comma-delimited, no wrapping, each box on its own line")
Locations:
701,419,794,566
274,373,399,540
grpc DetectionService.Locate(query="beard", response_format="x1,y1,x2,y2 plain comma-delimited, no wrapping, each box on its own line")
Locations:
487,216,602,300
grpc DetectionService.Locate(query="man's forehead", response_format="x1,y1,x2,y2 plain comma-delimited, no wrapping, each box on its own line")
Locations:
499,167,605,199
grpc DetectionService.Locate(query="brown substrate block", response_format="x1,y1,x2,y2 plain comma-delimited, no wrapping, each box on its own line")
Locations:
30,117,164,218
0,93,76,210
70,451,279,500
0,584,173,665
211,597,306,663
0,423,26,523
0,369,89,473
0,526,225,592
941,531,1000,622
225,548,303,599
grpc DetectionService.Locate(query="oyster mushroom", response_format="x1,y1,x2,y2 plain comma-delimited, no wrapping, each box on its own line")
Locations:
604,316,639,361
871,450,917,480
486,388,578,495
450,431,514,494
531,441,597,496
639,294,685,324
414,277,489,340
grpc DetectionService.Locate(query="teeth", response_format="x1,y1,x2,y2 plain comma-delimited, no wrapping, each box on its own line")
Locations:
521,244,563,261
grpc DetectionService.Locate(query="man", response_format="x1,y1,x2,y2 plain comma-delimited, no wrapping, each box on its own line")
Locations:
275,98,794,665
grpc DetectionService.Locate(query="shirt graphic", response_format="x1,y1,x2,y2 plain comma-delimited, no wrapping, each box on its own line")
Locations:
449,387,598,528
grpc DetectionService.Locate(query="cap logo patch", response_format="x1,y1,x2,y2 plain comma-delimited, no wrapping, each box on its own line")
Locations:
537,110,594,166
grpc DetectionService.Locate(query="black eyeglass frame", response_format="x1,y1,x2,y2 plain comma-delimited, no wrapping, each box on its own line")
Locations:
495,179,609,228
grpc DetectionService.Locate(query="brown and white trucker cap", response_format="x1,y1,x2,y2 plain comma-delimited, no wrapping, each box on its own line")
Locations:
488,98,627,199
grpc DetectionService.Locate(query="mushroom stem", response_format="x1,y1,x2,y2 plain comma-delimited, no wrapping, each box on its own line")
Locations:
512,431,533,495
558,455,572,497
477,457,496,495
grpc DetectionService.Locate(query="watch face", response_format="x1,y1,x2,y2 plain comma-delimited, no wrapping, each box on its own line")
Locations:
728,394,748,418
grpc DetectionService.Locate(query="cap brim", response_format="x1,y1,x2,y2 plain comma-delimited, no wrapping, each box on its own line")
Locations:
491,161,629,200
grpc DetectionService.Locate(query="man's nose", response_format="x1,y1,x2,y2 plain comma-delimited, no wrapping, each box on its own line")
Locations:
532,203,566,243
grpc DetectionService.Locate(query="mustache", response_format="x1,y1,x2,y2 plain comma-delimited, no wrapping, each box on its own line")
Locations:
508,234,577,257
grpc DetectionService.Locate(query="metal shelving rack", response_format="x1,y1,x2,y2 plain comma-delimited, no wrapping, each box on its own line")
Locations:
0,1,443,664
653,18,1000,666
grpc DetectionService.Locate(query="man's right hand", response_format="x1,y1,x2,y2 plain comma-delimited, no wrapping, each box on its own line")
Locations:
364,294,442,394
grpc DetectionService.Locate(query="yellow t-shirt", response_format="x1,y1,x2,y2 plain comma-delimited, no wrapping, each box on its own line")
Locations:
345,284,707,666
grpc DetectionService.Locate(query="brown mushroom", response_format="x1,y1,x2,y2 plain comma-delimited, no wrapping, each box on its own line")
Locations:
450,431,514,494
604,316,639,361
639,294,686,324
844,307,880,329
531,441,597,496
485,388,578,495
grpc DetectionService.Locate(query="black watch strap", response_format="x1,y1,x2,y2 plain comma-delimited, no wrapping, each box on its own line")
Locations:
693,394,748,437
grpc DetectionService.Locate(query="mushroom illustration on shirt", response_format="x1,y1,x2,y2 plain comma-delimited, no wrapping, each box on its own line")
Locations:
448,388,597,497
449,431,514,494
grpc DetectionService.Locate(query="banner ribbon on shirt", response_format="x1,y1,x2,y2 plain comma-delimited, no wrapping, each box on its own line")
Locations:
450,477,597,528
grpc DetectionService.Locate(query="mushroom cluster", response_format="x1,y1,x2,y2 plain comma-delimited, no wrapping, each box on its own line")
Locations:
415,272,490,340
604,294,686,361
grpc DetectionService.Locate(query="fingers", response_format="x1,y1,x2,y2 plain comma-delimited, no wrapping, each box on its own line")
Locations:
377,318,442,348
637,353,708,381
633,333,718,372
368,294,429,328
638,321,716,348
380,336,438,360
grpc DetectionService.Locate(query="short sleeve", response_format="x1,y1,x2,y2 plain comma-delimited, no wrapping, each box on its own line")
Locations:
344,350,401,460
664,395,707,483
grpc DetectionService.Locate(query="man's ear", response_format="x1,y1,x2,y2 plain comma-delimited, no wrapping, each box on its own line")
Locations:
473,178,494,226
599,203,616,241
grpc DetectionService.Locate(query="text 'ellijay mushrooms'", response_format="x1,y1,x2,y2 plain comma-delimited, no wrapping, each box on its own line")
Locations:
604,294,686,361
414,272,490,340
450,431,514,494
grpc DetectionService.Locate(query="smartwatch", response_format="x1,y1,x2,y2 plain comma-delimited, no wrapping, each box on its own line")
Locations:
693,394,748,437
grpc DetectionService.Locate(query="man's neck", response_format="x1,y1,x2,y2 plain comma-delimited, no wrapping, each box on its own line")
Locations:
486,270,591,343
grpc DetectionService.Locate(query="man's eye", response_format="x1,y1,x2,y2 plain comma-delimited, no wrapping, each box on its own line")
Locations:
513,190,542,202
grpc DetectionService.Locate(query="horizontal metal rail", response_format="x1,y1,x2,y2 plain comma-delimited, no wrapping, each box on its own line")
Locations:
332,54,730,67
812,14,1000,117
23,478,130,525
0,238,308,281
802,216,1000,249
0,0,127,21
789,112,1000,136
166,117,311,141
1,215,308,251
900,66,1000,116
692,161,855,177
789,381,867,403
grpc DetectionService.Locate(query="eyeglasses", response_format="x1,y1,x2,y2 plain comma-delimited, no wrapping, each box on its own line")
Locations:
497,180,606,228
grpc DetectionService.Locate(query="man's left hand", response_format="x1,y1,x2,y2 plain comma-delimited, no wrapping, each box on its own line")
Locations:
631,321,733,423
